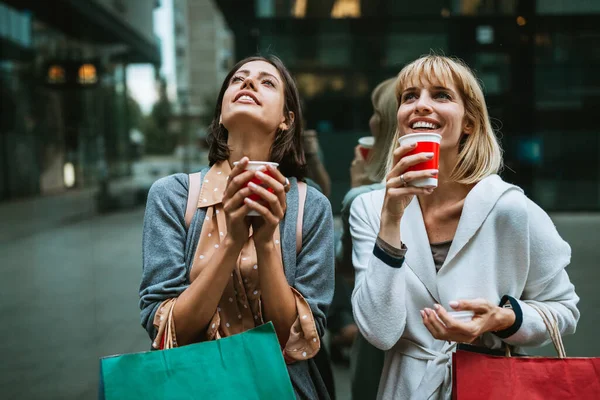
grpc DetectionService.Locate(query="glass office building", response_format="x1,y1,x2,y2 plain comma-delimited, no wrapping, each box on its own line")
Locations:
215,0,600,212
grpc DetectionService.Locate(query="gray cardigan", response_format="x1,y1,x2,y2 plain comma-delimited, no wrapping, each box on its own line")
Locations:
139,169,335,399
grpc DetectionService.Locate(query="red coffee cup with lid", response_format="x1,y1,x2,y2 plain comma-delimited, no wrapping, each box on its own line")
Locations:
397,133,441,188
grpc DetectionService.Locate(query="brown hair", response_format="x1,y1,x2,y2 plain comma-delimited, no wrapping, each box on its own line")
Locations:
206,55,306,179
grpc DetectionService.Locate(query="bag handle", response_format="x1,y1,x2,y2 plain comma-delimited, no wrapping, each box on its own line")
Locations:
528,303,566,358
185,172,202,229
504,303,566,358
296,181,307,255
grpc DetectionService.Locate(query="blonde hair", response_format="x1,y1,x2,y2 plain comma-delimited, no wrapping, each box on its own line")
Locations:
389,54,503,185
367,77,398,182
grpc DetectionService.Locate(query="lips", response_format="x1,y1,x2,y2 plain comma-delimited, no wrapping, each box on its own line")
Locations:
234,91,260,105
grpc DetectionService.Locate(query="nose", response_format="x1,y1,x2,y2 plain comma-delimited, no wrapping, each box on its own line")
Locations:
241,76,257,91
415,93,433,113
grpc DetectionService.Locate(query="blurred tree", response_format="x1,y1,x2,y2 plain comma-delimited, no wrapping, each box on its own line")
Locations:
143,78,176,155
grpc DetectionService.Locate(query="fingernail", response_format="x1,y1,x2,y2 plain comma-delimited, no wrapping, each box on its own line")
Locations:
256,171,265,178
410,142,417,148
244,197,253,203
434,304,441,310
420,310,425,318
425,153,434,159
431,170,439,176
248,182,257,189
449,301,459,308
424,308,431,315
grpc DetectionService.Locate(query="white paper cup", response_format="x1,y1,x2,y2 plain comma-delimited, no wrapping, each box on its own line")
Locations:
233,161,279,216
447,310,475,323
397,133,442,188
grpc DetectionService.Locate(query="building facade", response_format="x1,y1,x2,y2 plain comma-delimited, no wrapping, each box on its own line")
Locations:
215,0,600,212
170,0,233,170
0,0,160,202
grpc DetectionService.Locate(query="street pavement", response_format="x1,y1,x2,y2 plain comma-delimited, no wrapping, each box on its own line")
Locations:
0,207,598,399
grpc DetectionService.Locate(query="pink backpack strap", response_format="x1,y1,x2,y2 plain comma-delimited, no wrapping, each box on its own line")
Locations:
296,181,307,255
185,172,202,229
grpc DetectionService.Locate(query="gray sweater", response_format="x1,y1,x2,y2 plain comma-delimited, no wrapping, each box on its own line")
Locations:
139,170,335,399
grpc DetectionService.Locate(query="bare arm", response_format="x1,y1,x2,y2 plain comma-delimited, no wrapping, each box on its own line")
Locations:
172,237,244,345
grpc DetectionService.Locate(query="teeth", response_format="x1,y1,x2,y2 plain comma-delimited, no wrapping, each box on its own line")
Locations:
238,95,256,103
412,121,439,129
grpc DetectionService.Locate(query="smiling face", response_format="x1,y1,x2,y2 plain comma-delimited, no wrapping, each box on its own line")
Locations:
397,80,471,152
220,60,289,135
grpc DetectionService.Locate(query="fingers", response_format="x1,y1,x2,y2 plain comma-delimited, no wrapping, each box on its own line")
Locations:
386,170,438,189
422,308,447,339
354,145,364,161
449,298,490,314
391,142,418,165
388,152,435,179
223,186,254,213
247,180,284,219
244,197,279,225
229,157,249,181
256,167,287,208
224,169,255,200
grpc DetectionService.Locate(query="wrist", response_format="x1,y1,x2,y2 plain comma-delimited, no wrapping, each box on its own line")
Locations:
224,235,245,252
254,239,277,254
493,306,516,332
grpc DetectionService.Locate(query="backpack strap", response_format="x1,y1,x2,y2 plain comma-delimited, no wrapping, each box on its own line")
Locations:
185,172,202,229
296,181,307,255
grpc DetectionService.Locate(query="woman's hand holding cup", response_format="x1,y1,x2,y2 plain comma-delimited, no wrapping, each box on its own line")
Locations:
382,142,438,220
223,157,255,246
244,163,288,248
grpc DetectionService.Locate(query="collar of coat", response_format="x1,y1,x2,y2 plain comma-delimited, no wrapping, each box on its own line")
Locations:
401,174,522,301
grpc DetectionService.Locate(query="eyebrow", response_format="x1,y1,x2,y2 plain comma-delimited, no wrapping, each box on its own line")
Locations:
234,69,280,84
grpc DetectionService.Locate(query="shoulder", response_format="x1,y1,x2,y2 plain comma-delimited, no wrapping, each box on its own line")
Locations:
305,184,332,215
148,173,188,196
350,187,385,215
341,183,385,212
146,173,189,211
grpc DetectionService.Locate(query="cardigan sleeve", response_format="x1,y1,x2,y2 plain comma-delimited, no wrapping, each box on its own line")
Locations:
139,174,190,340
498,198,580,347
350,191,409,351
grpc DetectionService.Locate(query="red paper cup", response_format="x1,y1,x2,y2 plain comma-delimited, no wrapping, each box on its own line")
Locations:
358,136,375,160
397,133,441,188
233,161,279,216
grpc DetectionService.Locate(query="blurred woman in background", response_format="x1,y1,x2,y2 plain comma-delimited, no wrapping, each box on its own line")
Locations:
330,77,399,399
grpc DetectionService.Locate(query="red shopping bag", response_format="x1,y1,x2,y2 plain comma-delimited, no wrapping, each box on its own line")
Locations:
452,305,600,400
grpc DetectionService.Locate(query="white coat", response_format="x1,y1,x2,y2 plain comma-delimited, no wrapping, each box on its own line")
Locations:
349,174,580,400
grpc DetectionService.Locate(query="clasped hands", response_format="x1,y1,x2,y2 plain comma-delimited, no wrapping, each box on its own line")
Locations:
223,157,289,247
421,298,516,344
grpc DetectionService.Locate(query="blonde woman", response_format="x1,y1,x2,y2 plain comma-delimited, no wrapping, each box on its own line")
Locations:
349,55,579,399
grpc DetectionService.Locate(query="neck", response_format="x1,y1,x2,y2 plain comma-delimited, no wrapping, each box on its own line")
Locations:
227,126,276,167
417,154,472,214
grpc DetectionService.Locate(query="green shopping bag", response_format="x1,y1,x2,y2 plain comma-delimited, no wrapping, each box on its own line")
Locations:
99,322,295,400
